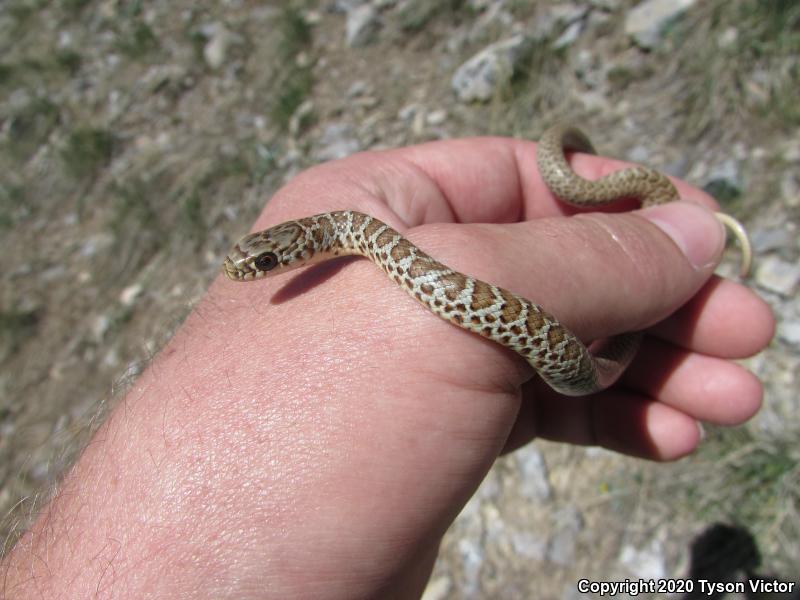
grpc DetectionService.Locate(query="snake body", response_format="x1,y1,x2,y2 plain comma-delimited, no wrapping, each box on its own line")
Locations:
223,125,751,396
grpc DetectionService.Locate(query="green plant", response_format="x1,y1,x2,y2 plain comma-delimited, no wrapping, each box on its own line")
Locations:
0,63,14,85
0,184,26,229
0,307,39,359
179,190,206,246
269,5,315,130
276,5,312,60
55,49,82,74
60,0,91,13
270,67,313,130
6,97,60,160
398,0,467,32
115,20,158,58
62,127,115,179
667,0,800,135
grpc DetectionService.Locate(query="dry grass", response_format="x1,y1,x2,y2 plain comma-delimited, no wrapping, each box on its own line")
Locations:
623,426,800,576
664,0,800,138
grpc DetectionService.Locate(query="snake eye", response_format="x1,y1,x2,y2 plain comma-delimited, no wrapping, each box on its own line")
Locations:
253,252,278,271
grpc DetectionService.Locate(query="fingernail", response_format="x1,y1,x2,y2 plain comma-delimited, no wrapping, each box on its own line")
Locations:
639,202,725,270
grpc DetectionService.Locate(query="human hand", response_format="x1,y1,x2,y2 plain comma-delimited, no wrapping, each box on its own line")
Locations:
3,137,774,599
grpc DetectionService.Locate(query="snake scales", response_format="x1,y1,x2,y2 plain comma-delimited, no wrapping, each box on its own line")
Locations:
223,125,752,396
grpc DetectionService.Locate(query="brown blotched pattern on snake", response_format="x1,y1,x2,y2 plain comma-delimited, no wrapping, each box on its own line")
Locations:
223,125,752,396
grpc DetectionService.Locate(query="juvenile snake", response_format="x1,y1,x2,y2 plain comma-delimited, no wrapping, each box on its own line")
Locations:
223,125,752,396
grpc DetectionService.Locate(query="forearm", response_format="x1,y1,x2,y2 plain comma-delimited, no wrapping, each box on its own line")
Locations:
2,269,503,599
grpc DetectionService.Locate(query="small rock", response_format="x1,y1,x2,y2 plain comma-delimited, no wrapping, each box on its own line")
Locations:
346,4,380,48
562,585,592,600
511,531,547,561
203,25,235,70
718,26,738,48
421,576,451,600
781,171,800,207
120,283,144,306
426,109,447,126
516,445,552,500
625,0,697,49
589,0,621,9
755,255,800,296
703,157,743,203
288,99,314,137
103,347,121,368
547,3,588,26
783,139,800,162
533,3,589,39
468,2,513,43
483,503,505,541
92,315,111,341
778,321,800,347
619,539,666,579
313,122,361,162
467,0,498,10
750,226,795,254
628,145,651,164
143,64,189,93
451,34,532,102
553,19,584,49
347,80,369,97
547,507,583,566
398,103,421,121
303,9,322,25
42,265,67,282
333,0,369,12
575,49,603,87
457,537,483,593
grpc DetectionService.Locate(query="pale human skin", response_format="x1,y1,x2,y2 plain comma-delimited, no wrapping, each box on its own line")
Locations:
2,138,774,599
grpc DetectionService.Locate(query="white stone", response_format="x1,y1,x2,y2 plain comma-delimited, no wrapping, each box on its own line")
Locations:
554,19,584,49
590,0,621,9
421,576,451,600
398,103,421,121
346,4,380,48
778,321,800,347
451,34,531,102
313,122,361,162
426,109,447,126
119,283,144,306
203,25,234,69
625,0,697,49
515,445,552,500
511,531,547,561
755,255,800,296
546,507,583,566
620,539,666,579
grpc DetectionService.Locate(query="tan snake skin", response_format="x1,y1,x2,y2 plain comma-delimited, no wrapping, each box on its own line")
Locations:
223,124,751,396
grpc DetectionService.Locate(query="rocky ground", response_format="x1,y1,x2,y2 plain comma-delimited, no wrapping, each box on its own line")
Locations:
1,0,798,597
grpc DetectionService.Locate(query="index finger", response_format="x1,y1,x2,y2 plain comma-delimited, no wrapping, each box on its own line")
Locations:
264,136,720,231
398,136,720,221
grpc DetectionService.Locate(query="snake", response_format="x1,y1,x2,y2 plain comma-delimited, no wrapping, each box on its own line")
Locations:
222,125,752,396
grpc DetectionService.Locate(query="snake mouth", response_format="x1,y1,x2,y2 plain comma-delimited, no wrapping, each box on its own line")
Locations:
222,257,243,280
222,255,269,281
223,251,261,280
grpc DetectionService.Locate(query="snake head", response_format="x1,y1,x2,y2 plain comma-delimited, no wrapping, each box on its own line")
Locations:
223,222,306,281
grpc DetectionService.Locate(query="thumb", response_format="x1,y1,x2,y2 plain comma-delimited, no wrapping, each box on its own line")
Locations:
539,200,726,341
417,200,726,346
